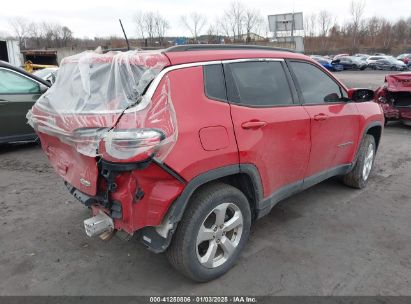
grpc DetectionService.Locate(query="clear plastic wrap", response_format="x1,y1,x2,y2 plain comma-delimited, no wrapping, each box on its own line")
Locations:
28,50,177,161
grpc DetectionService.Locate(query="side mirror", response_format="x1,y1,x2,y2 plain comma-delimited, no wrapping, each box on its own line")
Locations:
348,88,375,102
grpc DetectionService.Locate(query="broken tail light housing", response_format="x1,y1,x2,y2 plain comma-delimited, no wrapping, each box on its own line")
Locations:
100,129,165,162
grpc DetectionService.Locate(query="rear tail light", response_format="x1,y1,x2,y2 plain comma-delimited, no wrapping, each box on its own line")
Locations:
101,129,165,161
72,127,110,157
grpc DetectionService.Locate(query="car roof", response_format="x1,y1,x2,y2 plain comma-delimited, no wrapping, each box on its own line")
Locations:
163,45,309,65
0,60,51,87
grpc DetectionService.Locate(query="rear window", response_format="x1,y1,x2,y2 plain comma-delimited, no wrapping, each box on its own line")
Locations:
203,64,227,101
226,61,294,107
35,50,168,113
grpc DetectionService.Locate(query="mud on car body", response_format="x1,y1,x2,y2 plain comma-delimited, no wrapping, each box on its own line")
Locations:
29,45,384,282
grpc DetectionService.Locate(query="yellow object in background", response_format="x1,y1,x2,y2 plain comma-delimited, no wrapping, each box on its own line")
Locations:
24,61,58,73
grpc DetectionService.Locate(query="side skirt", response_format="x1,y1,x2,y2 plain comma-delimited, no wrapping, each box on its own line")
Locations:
138,164,352,253
256,164,352,219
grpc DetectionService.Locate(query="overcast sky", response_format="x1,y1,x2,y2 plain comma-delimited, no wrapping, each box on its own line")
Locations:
1,0,410,38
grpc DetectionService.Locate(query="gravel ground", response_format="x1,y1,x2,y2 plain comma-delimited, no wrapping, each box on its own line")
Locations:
0,71,410,296
333,70,400,89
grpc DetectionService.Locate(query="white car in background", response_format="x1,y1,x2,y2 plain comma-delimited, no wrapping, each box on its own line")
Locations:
33,67,59,85
366,56,387,65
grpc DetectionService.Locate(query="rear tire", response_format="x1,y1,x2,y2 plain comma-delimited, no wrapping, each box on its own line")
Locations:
166,183,251,282
343,134,376,189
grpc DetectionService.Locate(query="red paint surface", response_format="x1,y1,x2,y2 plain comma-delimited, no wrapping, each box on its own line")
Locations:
34,50,385,234
199,126,229,151
230,104,311,197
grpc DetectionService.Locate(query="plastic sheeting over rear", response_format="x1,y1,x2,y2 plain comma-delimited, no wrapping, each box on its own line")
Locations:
28,50,178,161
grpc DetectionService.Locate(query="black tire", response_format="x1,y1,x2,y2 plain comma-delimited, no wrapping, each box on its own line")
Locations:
166,182,251,282
343,134,376,189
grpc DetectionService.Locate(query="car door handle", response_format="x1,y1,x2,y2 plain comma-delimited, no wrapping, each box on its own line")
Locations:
314,113,329,121
241,120,268,129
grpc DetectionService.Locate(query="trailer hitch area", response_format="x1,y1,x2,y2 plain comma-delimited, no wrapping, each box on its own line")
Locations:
84,211,114,240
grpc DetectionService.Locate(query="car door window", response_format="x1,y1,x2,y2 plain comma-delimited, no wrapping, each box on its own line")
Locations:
226,61,294,107
0,69,40,94
289,61,345,104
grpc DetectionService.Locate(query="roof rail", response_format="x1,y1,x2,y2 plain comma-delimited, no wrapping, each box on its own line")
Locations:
165,44,295,53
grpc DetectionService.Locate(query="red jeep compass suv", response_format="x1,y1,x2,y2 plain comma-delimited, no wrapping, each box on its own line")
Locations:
28,45,384,282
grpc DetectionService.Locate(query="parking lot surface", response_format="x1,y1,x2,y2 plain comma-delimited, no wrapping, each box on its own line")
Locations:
1,71,410,296
334,70,399,89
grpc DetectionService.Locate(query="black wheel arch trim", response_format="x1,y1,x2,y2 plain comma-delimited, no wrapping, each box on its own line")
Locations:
364,121,383,146
137,163,264,253
351,121,383,170
167,163,263,224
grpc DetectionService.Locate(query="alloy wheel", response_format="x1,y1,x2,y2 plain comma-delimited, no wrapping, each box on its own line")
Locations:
362,143,374,181
196,202,243,269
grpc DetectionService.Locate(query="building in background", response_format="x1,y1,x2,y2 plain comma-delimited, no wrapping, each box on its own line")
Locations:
0,40,22,67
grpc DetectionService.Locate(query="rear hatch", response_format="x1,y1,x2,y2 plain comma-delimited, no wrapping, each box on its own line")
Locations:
28,50,171,195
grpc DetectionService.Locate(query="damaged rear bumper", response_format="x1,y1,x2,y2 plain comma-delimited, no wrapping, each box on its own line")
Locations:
64,157,185,252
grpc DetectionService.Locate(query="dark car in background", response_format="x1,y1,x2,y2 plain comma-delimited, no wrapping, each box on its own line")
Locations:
311,56,344,72
338,56,367,70
375,72,411,125
0,61,50,144
370,57,407,71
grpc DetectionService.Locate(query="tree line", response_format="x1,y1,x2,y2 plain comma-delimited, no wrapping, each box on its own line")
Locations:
8,17,73,49
4,0,411,54
304,0,411,54
133,1,265,46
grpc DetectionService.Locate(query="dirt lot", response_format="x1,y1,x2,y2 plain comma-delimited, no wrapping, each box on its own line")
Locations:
1,71,411,296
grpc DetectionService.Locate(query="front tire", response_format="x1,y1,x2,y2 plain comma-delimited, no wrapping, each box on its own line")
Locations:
166,183,251,282
343,134,376,189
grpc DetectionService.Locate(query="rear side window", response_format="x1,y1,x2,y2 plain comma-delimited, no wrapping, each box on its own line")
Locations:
204,64,227,101
226,61,294,107
289,61,344,104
